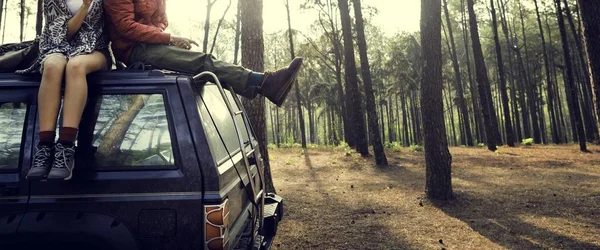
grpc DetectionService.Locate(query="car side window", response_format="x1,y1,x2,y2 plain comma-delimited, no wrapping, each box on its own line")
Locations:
0,102,27,170
90,94,175,168
197,85,249,165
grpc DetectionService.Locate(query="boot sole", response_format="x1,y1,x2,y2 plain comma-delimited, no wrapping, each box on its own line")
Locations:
47,165,74,181
25,173,48,180
272,59,303,107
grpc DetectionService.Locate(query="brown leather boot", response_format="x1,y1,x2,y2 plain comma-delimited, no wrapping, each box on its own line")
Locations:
258,57,303,107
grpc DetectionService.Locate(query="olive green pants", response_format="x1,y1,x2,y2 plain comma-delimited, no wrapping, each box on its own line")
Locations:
129,43,256,98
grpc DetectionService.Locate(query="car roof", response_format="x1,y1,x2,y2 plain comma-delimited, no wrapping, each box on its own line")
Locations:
0,70,189,87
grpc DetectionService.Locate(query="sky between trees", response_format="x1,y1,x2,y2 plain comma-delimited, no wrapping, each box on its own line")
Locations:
0,0,420,44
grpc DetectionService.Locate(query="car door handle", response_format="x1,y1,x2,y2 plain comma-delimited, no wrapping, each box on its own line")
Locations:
0,186,20,196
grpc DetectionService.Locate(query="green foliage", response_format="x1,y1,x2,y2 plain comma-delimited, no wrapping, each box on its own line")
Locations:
409,144,423,152
522,138,534,146
336,141,353,156
337,141,350,149
280,142,302,148
385,141,403,152
267,144,277,150
477,143,486,148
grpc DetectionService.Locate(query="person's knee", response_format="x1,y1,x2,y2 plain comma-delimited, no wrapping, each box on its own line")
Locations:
65,59,87,78
42,57,67,78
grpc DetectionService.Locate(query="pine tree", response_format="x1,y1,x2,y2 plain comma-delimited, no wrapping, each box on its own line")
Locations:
421,0,453,200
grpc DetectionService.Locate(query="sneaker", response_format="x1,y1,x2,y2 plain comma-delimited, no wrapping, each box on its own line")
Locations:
258,57,303,107
47,142,76,180
26,144,53,180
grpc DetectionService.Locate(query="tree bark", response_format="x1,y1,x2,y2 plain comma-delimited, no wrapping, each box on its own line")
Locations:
443,0,473,146
337,0,368,156
1,0,8,44
97,96,148,158
555,0,587,151
534,0,559,144
461,0,483,144
421,0,453,200
490,0,514,146
284,0,307,148
35,0,42,36
578,0,600,137
209,0,232,54
233,0,241,64
467,0,497,151
351,0,387,164
19,0,25,41
498,0,522,142
0,0,4,36
564,0,598,141
203,0,217,53
240,0,276,192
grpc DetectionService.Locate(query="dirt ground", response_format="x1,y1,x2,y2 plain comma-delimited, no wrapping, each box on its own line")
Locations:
268,144,600,250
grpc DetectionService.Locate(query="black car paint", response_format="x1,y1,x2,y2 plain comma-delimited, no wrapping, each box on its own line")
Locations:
0,71,266,250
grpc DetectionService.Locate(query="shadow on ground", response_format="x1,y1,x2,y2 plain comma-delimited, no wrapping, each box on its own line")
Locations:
270,145,600,250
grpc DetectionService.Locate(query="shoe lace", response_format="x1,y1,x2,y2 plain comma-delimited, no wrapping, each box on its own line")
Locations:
32,146,51,168
54,143,75,169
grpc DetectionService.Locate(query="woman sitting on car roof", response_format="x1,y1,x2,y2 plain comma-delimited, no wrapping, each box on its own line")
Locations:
19,0,110,181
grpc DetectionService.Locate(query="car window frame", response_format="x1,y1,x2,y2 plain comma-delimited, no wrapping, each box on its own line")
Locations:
193,82,259,174
0,90,35,174
75,87,182,171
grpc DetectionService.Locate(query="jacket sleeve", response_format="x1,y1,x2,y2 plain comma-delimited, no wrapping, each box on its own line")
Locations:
156,2,168,31
104,0,171,44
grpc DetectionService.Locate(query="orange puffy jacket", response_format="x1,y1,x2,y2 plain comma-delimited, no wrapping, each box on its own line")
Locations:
104,0,171,63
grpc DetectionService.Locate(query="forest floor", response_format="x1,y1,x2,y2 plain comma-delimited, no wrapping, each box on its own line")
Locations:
268,144,600,250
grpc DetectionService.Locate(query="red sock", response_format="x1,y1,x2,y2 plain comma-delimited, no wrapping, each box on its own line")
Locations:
39,131,55,145
58,127,78,143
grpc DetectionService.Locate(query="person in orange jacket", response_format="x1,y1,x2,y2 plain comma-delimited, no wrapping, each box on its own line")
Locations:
104,0,303,107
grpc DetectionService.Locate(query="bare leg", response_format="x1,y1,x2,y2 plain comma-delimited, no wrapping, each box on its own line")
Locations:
62,51,107,128
38,55,68,132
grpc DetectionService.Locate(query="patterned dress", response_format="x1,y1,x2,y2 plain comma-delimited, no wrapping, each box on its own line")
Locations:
16,0,108,74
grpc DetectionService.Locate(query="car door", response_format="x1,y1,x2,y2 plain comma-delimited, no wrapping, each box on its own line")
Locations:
23,74,206,249
0,87,37,246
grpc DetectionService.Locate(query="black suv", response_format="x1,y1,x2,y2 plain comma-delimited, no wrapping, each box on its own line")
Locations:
0,70,283,250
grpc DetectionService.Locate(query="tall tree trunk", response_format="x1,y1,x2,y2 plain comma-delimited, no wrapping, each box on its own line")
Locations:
352,0,387,164
421,0,453,200
233,0,241,64
517,3,541,144
321,14,350,147
275,108,280,147
534,0,559,144
578,0,600,136
285,0,306,148
401,92,410,146
490,0,514,146
498,0,522,142
1,0,7,43
209,0,232,54
203,0,217,53
443,0,473,146
240,0,276,192
0,0,4,36
35,0,42,36
467,0,497,151
445,87,458,146
555,0,587,151
19,0,25,41
337,0,368,155
98,96,148,158
461,0,483,144
564,0,598,141
269,106,275,144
